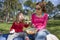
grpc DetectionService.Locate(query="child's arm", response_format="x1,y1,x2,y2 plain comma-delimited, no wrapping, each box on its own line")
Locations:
24,22,30,28
10,22,15,33
10,29,15,33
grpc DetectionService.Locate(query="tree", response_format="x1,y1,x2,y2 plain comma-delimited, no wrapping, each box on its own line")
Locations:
3,0,22,22
0,1,5,21
24,0,36,16
30,2,36,9
24,0,32,7
57,4,60,11
24,0,36,8
46,1,54,13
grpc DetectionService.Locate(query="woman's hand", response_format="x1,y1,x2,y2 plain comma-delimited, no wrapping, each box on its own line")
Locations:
32,24,36,28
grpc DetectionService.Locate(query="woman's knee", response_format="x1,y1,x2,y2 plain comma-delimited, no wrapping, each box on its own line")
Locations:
38,29,50,36
13,37,23,40
35,32,46,40
38,31,47,36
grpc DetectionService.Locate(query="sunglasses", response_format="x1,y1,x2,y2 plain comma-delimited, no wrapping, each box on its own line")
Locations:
35,8,41,10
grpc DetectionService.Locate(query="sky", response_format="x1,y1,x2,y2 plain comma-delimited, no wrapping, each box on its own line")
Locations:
18,0,60,9
49,0,60,6
0,0,60,6
32,0,60,6
0,0,4,2
0,0,60,8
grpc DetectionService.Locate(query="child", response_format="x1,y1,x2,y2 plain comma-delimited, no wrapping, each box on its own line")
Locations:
7,12,29,40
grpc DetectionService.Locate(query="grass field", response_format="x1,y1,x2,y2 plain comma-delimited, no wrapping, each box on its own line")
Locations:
0,20,60,39
47,20,60,39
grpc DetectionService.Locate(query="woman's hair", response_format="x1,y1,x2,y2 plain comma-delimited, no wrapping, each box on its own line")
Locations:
36,2,47,12
15,12,24,23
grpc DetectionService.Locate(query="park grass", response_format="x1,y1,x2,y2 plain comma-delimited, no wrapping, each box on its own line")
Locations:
0,23,11,33
0,20,60,39
47,20,60,39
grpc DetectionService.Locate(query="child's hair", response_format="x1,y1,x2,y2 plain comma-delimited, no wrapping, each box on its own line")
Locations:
36,2,47,13
15,12,24,23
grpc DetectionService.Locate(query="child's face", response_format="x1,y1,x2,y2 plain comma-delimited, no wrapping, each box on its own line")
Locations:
19,13,24,21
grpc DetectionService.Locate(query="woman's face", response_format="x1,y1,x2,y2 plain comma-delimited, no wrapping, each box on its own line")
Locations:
36,5,42,15
19,13,24,21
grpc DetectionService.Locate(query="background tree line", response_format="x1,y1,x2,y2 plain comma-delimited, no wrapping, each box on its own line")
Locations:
0,0,60,23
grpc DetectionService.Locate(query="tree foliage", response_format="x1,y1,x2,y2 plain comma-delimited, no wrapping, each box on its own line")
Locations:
57,4,60,10
46,1,54,13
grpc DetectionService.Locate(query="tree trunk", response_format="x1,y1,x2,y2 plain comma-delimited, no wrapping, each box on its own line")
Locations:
5,12,10,23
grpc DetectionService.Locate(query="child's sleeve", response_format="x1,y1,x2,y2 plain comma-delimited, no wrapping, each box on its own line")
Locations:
10,22,15,31
24,23,29,28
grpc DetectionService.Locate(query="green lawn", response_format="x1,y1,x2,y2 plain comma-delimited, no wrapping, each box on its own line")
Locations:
0,23,12,33
0,20,60,39
47,20,60,39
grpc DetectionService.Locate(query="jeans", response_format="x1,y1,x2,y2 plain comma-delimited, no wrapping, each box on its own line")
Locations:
7,32,27,40
35,29,50,40
13,37,24,40
0,36,6,40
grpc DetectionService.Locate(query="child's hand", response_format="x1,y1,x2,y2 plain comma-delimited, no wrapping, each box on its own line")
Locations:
25,36,29,40
10,29,15,33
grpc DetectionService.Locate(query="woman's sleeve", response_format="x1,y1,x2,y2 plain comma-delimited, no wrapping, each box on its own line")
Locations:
31,14,37,27
31,15,34,23
42,14,48,28
31,13,37,23
40,14,48,30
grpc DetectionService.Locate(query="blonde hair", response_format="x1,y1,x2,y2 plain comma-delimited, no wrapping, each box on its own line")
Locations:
15,12,24,23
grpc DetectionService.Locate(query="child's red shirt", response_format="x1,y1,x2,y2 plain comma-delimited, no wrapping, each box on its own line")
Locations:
10,21,29,33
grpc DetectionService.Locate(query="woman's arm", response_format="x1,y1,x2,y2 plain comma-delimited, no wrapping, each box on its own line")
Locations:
31,14,37,27
43,14,48,27
40,14,48,30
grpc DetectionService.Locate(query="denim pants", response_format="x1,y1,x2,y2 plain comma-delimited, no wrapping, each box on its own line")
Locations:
0,36,6,40
13,37,24,40
35,29,50,40
7,32,27,40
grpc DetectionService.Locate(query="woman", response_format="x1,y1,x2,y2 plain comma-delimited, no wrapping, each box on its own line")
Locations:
7,12,29,40
31,2,50,40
